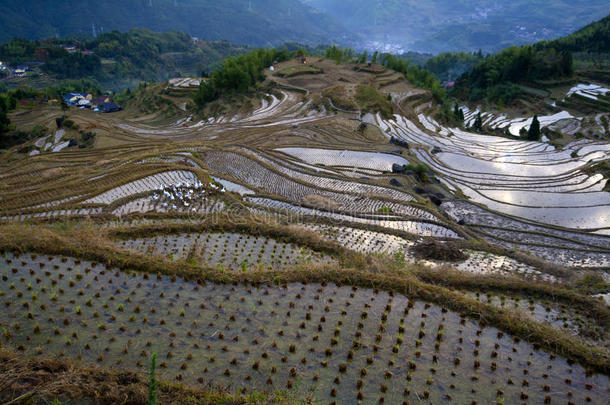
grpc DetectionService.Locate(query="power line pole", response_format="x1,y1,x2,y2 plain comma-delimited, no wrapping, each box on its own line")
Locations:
248,0,252,12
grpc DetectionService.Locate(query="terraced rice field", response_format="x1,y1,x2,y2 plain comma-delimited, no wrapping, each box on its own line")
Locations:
443,200,610,268
420,250,555,282
247,197,461,239
462,291,607,345
0,68,608,403
85,170,200,205
205,150,418,207
276,147,409,172
303,224,414,255
566,84,610,101
462,107,578,137
1,253,606,404
117,232,333,270
373,114,610,233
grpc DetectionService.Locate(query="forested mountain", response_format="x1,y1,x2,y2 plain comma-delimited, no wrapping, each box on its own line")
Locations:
541,14,610,53
0,30,248,89
452,14,610,103
303,0,609,53
0,0,353,47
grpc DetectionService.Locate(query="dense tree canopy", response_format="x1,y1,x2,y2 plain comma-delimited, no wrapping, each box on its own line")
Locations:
325,45,356,64
0,30,249,89
423,51,485,82
452,14,609,103
193,48,290,107
453,45,573,102
42,51,102,79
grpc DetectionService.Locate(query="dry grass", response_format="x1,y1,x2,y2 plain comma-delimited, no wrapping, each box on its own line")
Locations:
0,349,291,405
301,194,341,211
322,85,358,111
415,266,610,327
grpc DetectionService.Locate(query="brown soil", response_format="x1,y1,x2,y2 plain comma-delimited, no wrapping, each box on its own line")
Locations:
411,239,468,262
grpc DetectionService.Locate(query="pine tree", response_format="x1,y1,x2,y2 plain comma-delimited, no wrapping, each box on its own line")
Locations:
527,115,541,141
473,112,483,132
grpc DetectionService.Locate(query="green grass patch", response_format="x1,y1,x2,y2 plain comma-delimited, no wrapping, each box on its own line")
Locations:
355,85,393,119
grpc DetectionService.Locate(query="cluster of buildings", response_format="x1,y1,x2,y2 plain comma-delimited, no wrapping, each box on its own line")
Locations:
0,63,42,78
0,62,26,77
63,92,121,113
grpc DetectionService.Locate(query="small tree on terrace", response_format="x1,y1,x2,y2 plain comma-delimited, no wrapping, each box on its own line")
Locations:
453,104,465,124
527,115,541,141
472,112,483,132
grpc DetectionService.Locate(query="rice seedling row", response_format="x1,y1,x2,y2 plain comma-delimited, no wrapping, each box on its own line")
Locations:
477,232,610,269
23,195,84,210
84,170,200,205
461,291,607,346
136,155,202,168
275,147,411,173
442,200,610,250
475,226,610,252
204,152,439,223
1,208,103,222
117,232,333,270
302,224,414,255
247,149,418,204
0,253,606,404
247,197,461,239
417,250,555,282
112,196,226,217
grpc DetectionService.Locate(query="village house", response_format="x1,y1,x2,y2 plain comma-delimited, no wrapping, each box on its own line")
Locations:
63,92,93,107
92,95,111,108
14,64,29,77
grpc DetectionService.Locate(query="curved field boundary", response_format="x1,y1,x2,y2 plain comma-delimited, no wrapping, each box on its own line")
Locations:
0,222,607,374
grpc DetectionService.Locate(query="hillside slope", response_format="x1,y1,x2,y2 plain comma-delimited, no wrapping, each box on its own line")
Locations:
453,14,610,103
542,14,610,53
0,0,354,47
